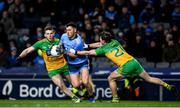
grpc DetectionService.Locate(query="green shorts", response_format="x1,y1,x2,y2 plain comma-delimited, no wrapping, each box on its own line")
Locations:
48,64,70,78
116,59,144,77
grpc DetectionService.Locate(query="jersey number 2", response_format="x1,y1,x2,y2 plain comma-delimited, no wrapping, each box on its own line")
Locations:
112,47,124,57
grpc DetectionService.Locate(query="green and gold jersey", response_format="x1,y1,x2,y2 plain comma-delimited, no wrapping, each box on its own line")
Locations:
32,38,67,71
95,39,134,66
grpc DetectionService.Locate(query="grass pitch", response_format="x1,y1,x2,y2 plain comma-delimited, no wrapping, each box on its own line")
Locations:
0,100,180,107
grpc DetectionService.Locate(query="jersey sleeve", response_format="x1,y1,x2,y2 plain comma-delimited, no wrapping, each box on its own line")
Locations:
32,41,41,51
60,34,69,53
95,46,105,55
60,34,64,44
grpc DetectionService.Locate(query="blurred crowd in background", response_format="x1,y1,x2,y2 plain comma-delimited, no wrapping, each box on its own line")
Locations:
0,0,180,69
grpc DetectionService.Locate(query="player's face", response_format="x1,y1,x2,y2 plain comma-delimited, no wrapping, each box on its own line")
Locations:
44,30,55,41
66,26,77,39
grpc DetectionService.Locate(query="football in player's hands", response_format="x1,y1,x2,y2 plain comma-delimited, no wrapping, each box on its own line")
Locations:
50,45,64,56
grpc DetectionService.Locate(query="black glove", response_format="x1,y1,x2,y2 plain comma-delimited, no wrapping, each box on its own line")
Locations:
56,45,64,54
46,50,51,56
15,56,22,64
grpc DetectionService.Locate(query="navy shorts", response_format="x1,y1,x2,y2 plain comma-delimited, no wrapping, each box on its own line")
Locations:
68,61,89,74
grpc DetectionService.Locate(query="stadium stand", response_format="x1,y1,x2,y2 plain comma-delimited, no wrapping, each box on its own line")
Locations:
0,0,180,101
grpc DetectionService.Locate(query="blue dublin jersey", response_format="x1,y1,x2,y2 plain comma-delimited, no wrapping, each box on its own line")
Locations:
60,33,88,65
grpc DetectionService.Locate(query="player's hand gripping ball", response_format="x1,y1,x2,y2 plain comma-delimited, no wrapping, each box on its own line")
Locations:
50,45,64,56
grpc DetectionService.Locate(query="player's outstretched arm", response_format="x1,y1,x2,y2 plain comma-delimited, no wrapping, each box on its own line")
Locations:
85,42,102,49
70,49,97,56
17,46,35,59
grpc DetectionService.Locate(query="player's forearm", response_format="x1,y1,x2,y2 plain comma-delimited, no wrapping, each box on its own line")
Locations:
19,50,28,58
88,42,102,48
19,49,30,58
69,49,96,56
77,51,90,55
18,47,34,58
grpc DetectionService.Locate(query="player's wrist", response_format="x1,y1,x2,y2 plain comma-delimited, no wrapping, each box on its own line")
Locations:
17,56,22,60
69,49,77,55
16,56,22,63
75,50,78,55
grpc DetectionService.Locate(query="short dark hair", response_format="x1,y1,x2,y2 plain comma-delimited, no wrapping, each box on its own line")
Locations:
99,31,113,43
66,22,77,28
44,24,56,32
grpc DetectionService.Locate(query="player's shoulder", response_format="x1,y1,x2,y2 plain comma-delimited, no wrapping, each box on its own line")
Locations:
38,38,47,42
76,34,84,42
54,37,60,42
35,38,47,44
111,39,119,43
100,40,117,49
110,39,120,46
77,34,83,39
61,33,67,37
60,33,68,40
32,39,47,49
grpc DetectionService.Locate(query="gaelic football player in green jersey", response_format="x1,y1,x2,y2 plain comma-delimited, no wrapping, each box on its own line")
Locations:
70,31,179,102
16,24,80,103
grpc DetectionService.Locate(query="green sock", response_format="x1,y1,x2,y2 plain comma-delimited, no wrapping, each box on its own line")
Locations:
71,94,76,99
72,87,79,94
113,94,118,99
82,88,87,95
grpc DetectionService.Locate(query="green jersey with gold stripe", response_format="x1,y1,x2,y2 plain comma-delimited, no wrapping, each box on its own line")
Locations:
95,39,134,67
32,38,67,71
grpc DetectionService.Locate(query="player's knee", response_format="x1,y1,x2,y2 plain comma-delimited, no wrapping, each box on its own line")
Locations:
59,84,66,90
108,76,113,82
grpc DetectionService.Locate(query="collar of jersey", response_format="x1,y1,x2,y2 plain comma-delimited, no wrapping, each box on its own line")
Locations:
69,34,78,40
